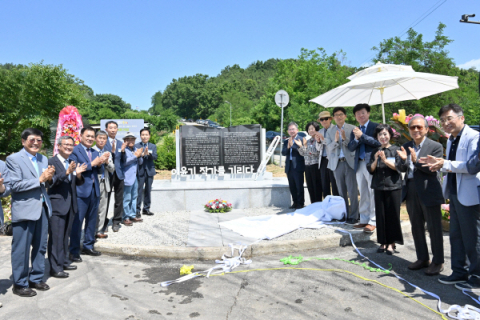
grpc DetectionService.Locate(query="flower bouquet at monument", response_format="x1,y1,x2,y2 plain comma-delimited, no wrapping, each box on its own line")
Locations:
389,109,449,150
205,199,232,213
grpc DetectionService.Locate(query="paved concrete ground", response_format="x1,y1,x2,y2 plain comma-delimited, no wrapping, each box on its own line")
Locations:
0,234,475,319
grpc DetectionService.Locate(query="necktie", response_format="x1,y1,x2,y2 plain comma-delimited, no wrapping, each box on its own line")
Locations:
31,155,40,177
87,148,92,162
65,160,71,181
359,125,366,160
112,139,116,153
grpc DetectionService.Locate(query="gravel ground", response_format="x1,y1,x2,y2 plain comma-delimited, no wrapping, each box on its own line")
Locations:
99,207,363,247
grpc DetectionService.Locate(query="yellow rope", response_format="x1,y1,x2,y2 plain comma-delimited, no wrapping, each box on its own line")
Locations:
209,267,447,320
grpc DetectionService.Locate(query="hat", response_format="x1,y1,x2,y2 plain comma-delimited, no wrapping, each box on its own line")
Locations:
318,111,332,119
123,132,136,140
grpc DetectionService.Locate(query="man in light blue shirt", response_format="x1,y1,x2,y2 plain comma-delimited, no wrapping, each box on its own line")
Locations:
120,132,145,225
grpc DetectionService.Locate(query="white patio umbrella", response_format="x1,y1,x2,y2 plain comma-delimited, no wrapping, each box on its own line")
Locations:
347,61,414,80
309,69,459,123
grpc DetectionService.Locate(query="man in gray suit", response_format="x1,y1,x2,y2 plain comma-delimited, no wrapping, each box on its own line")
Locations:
325,107,359,223
6,128,55,297
421,104,480,287
93,130,115,238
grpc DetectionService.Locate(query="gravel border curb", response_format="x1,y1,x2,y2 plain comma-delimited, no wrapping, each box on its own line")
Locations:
95,221,412,260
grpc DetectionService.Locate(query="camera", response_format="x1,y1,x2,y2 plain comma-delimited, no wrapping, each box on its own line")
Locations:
461,14,475,22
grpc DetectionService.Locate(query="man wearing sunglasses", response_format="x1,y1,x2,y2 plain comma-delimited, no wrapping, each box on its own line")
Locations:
397,116,444,275
6,128,55,297
315,111,339,199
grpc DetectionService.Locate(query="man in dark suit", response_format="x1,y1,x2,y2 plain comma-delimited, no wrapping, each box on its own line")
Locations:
136,128,157,217
348,104,381,233
48,136,87,278
69,127,109,261
104,121,125,232
397,116,445,275
282,122,306,209
6,128,55,297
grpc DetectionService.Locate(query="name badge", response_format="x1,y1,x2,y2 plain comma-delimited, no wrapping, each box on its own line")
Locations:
386,157,396,163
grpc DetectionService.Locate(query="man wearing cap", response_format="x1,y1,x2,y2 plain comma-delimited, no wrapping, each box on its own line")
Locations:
315,111,339,199
120,132,145,225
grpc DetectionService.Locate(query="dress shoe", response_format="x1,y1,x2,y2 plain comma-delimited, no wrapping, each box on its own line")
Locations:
28,281,50,291
13,286,36,297
345,219,357,225
50,271,69,278
81,248,101,256
408,260,430,270
353,223,368,229
112,224,120,232
142,210,154,216
95,233,108,239
69,254,82,263
122,219,133,226
425,263,444,276
295,204,305,209
131,217,143,223
438,274,469,285
363,224,376,234
289,204,297,209
377,246,386,253
64,265,77,271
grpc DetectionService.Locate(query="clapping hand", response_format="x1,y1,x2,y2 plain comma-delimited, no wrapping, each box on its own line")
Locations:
335,130,340,142
378,151,387,162
76,163,88,175
134,147,144,158
397,146,407,161
144,146,149,156
294,139,303,147
66,161,76,175
353,127,363,140
419,155,444,172
408,147,418,163
340,129,346,140
315,132,324,143
121,141,128,152
40,165,55,183
288,137,293,148
374,150,380,161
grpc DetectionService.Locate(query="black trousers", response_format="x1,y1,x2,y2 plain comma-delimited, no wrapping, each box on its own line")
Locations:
136,173,154,216
111,171,125,225
319,157,339,198
305,164,322,203
48,206,75,274
374,189,403,245
287,167,305,206
406,181,444,264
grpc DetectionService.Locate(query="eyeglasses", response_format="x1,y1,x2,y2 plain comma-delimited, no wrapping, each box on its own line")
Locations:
27,138,43,143
409,125,425,131
440,115,461,124
62,144,74,148
333,113,345,117
318,118,330,121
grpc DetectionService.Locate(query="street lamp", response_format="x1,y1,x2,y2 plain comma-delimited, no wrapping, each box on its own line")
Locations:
225,101,232,127
460,14,480,24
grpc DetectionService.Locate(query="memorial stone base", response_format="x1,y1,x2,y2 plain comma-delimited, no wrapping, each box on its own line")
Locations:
144,177,311,212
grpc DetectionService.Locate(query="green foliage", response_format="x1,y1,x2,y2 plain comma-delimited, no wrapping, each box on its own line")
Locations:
155,135,176,170
0,62,87,154
251,48,354,131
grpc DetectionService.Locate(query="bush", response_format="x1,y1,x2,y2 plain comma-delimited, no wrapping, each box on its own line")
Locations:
155,135,176,170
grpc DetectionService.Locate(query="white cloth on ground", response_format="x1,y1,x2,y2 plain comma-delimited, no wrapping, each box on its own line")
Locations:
219,195,346,240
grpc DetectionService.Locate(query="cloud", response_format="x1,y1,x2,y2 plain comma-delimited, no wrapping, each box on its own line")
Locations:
457,58,480,70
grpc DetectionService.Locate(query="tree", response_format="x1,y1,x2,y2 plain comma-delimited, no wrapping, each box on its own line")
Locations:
161,74,222,119
251,48,353,131
0,62,87,154
93,93,131,115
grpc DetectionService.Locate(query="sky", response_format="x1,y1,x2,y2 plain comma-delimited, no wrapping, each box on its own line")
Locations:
1,0,479,110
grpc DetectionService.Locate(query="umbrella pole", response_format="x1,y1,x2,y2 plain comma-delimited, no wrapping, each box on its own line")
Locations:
380,87,385,124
